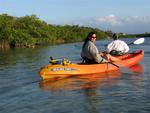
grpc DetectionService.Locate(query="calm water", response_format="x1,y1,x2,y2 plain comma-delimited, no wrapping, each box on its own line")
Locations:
0,38,150,113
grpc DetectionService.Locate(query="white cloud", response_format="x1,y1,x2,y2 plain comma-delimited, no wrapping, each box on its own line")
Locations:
122,16,150,23
84,15,150,33
94,14,122,26
62,15,150,33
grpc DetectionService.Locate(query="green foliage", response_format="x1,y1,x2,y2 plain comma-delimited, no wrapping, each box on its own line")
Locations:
135,33,150,37
0,14,110,48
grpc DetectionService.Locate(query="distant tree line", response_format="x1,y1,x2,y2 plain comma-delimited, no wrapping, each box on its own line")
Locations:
0,14,149,49
0,14,109,49
116,33,150,38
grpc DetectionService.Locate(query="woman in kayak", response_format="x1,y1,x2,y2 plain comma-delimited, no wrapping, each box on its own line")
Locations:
81,32,120,64
107,33,130,55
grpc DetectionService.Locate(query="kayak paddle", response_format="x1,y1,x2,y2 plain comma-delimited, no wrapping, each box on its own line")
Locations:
108,62,120,68
128,38,145,45
105,38,145,47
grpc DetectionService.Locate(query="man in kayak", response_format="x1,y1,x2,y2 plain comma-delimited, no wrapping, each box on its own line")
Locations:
81,32,120,64
107,33,130,55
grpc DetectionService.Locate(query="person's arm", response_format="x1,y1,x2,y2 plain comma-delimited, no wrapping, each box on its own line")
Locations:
89,44,107,63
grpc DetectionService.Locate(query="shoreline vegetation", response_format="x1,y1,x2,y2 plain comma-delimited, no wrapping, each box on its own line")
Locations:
0,14,150,49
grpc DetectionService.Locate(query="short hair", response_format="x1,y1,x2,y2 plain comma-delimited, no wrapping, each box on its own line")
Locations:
112,33,118,40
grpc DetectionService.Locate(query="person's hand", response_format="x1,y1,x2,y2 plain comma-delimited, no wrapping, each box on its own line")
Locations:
99,52,104,56
104,60,109,63
102,51,108,55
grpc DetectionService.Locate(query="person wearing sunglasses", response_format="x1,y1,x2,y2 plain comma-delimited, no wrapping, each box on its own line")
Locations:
81,32,120,64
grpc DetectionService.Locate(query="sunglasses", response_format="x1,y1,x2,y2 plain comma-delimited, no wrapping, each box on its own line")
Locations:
91,36,97,39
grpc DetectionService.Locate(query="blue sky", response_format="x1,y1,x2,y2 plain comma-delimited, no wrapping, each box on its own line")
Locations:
0,0,150,33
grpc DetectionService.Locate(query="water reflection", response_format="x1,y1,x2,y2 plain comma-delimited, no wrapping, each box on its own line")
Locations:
83,88,101,113
39,70,121,91
39,64,144,92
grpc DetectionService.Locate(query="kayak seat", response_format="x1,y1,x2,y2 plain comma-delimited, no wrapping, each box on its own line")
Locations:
82,57,98,64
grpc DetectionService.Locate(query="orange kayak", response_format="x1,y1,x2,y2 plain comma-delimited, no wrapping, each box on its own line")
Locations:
40,64,144,91
39,50,144,79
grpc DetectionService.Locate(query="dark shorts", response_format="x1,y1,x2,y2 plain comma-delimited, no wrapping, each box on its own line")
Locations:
82,56,107,64
82,57,98,64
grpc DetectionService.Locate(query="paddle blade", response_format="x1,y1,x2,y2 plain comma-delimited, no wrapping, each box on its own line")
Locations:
133,38,145,45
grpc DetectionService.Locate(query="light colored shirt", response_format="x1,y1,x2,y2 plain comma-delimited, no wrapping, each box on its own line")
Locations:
107,39,130,53
81,41,107,63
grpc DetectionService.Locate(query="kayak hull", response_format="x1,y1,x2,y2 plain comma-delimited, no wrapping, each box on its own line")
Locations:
39,50,144,79
40,64,144,91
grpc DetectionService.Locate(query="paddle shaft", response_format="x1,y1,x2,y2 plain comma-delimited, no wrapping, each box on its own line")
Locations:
128,42,133,45
108,62,120,68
